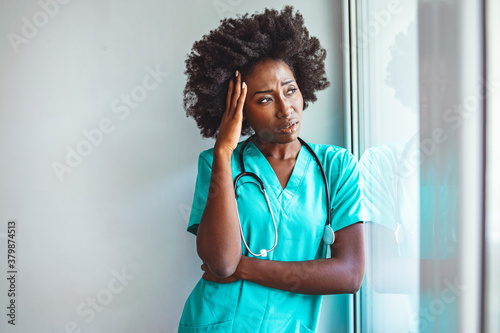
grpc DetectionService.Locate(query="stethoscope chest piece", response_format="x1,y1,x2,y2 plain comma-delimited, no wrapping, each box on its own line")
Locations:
323,225,335,245
395,223,405,244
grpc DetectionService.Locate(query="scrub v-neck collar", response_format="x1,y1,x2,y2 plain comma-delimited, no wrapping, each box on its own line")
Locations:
244,139,311,206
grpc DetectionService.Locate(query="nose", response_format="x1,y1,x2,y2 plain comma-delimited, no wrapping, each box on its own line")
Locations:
276,95,292,118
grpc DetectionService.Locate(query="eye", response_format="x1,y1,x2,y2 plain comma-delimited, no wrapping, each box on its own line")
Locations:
258,97,272,104
287,87,298,95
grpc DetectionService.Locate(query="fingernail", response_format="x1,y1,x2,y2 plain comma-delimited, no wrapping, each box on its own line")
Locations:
242,82,246,89
235,70,239,77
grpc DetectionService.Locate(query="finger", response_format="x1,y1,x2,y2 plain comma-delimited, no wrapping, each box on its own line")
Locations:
225,78,234,114
230,71,242,117
235,82,247,120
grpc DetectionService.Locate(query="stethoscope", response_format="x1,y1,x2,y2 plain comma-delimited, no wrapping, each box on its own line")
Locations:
233,136,335,258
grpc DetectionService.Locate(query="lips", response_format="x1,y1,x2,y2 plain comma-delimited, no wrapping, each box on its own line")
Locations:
278,120,299,134
278,120,299,131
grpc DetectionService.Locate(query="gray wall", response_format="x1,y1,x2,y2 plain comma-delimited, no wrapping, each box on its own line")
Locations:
0,0,346,332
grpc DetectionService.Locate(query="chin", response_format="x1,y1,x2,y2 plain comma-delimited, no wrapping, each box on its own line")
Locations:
275,131,300,144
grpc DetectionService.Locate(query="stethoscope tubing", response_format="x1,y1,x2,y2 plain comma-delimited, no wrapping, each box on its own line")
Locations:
297,137,332,228
234,136,334,257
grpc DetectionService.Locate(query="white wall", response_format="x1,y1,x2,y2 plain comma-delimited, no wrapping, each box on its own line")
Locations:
0,1,346,332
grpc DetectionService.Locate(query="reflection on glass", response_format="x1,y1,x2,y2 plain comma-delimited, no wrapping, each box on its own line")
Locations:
356,0,419,331
360,136,420,331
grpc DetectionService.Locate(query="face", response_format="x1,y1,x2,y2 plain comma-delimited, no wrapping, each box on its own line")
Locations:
243,59,303,144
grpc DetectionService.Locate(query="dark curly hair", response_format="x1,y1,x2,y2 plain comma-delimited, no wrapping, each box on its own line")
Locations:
183,6,330,138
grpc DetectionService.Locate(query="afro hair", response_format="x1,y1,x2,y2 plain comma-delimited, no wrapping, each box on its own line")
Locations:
183,6,330,138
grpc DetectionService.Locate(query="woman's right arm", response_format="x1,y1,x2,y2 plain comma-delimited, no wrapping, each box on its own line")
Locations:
195,72,247,278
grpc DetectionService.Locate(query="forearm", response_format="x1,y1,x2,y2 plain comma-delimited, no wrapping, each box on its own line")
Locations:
235,223,365,294
236,255,364,295
201,224,365,293
196,149,242,277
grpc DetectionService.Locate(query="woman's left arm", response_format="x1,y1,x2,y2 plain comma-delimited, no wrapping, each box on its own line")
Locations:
202,222,365,295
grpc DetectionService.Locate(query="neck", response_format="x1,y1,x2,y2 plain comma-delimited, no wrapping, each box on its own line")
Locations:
251,135,302,160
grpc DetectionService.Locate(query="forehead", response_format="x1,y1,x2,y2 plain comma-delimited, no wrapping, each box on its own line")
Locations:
245,59,295,85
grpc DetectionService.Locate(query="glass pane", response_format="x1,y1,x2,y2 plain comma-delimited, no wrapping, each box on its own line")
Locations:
356,1,420,332
486,0,500,331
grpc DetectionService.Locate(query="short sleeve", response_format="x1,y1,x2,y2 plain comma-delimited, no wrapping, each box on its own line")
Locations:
187,152,213,235
358,145,399,230
330,151,366,231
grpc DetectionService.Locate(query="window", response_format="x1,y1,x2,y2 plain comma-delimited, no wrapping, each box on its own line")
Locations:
353,0,489,331
356,1,420,331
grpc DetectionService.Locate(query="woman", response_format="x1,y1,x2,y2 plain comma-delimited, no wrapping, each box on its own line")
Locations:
179,6,365,332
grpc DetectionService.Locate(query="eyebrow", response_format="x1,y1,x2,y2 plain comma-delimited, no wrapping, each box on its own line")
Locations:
253,79,295,96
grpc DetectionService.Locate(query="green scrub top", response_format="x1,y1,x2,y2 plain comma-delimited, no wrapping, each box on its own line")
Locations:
179,140,366,333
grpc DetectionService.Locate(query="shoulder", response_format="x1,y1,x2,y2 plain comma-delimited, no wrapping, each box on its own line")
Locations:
198,147,214,165
359,143,402,167
304,142,355,171
306,142,349,156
